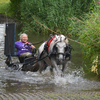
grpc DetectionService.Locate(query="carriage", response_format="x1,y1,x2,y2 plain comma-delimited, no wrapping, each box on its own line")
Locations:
4,23,39,72
4,23,73,76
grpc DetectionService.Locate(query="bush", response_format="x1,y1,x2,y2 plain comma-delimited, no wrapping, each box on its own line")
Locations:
68,5,100,75
0,0,10,15
19,0,94,35
10,0,22,20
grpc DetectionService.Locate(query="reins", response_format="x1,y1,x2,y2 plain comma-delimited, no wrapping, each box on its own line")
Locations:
23,54,49,66
32,35,51,45
32,40,45,45
17,53,49,71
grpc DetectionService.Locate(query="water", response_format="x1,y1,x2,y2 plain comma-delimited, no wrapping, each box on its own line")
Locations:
0,24,100,95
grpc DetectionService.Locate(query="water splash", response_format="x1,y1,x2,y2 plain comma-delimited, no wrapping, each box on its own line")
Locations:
53,75,68,86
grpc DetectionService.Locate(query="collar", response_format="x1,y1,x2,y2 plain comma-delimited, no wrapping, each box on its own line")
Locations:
21,41,30,43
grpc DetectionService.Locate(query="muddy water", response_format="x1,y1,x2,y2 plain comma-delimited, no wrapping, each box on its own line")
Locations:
0,24,100,98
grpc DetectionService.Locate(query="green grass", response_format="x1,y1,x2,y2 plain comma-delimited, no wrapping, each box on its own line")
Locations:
0,0,10,3
0,0,10,15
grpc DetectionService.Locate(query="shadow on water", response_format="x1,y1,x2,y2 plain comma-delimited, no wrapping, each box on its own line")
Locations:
0,24,100,94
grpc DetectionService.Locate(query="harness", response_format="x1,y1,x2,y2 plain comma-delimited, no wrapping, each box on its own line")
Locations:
43,35,73,61
44,35,56,52
65,44,73,60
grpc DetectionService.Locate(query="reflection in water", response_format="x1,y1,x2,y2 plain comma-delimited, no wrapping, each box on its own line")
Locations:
0,24,100,94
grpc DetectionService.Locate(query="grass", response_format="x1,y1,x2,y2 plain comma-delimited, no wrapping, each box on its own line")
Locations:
0,0,10,15
0,0,10,3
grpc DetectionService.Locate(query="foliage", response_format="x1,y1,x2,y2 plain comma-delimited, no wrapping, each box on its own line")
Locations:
0,0,10,3
9,0,22,20
68,5,100,75
91,56,98,75
0,0,10,15
9,0,94,34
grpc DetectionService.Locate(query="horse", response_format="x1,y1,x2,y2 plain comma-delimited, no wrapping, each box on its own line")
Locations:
36,34,72,76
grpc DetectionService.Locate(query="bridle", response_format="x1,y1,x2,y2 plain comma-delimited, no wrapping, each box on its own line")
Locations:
51,42,73,61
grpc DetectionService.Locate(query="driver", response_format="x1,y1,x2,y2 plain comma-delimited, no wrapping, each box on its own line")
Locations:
15,33,36,63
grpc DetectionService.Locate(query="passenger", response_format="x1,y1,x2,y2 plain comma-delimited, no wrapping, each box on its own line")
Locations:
15,33,36,63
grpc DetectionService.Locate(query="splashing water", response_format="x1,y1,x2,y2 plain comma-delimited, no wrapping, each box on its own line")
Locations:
54,75,68,86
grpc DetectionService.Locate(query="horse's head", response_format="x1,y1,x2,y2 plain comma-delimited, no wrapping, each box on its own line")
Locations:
56,42,66,60
53,41,71,63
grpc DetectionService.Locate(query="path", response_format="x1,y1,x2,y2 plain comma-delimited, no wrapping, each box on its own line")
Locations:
0,91,100,100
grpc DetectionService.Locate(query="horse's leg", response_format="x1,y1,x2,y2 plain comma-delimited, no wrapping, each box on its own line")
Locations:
50,66,53,72
49,66,54,75
38,61,45,73
31,62,40,72
44,57,52,66
43,57,54,75
51,58,61,76
61,61,68,77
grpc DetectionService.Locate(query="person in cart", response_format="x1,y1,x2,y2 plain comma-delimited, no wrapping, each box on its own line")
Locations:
15,33,36,63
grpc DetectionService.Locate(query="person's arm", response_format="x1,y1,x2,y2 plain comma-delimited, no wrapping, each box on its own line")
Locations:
30,44,35,49
25,42,35,49
4,33,6,36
